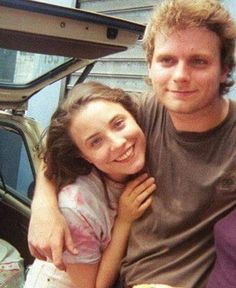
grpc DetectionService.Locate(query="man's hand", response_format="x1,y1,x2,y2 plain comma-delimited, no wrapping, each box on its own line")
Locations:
28,204,78,270
28,161,78,270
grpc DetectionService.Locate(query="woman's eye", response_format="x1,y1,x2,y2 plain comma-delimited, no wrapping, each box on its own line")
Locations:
114,119,125,129
90,137,102,147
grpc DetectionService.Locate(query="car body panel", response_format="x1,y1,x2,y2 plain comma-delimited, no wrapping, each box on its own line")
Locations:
0,112,43,265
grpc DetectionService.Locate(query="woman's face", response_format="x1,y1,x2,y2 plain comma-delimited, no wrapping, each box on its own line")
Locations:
69,100,146,182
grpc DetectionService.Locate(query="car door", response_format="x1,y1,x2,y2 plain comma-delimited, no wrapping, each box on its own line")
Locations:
0,113,42,265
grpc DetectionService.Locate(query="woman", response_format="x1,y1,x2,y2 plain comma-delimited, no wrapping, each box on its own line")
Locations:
24,81,155,288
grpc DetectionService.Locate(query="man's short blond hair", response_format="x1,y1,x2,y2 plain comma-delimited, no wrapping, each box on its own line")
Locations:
143,0,236,94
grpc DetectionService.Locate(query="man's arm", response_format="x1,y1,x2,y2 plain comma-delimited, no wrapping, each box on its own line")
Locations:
28,161,78,270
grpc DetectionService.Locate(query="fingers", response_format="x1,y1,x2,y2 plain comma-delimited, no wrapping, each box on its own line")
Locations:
124,173,155,197
27,203,72,271
28,242,47,261
52,227,78,271
132,178,155,201
118,173,156,222
120,173,156,209
51,238,66,271
65,229,79,256
133,182,156,205
125,175,155,206
28,234,53,260
130,176,156,218
124,173,150,195
133,182,155,216
27,224,68,271
137,194,153,214
28,235,67,271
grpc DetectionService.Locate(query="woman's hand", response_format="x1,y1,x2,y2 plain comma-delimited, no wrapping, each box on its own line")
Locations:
117,173,156,224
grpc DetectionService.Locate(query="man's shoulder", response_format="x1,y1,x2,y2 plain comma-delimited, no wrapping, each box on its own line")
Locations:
228,98,236,121
230,98,236,108
129,90,157,104
128,91,166,118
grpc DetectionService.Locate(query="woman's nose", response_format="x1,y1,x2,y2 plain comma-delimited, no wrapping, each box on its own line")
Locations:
109,135,126,151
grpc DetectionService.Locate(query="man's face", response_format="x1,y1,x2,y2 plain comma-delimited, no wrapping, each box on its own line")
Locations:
148,27,228,116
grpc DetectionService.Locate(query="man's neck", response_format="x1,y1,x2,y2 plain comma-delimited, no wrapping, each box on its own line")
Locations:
169,98,229,132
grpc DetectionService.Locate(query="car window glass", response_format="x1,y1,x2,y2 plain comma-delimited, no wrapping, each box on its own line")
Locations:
0,125,34,203
0,48,70,85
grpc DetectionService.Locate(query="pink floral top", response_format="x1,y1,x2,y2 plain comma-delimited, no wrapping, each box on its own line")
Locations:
58,169,124,264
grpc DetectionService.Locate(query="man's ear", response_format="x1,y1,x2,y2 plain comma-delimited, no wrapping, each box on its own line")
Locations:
147,62,152,78
146,63,153,86
220,64,229,83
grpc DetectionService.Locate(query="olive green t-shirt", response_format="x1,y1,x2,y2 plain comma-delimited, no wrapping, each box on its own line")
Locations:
121,93,236,288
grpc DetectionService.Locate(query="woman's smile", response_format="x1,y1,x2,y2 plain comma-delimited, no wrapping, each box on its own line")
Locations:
114,145,135,163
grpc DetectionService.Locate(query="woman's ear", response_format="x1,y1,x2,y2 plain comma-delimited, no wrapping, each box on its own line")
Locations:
76,154,93,174
78,153,92,164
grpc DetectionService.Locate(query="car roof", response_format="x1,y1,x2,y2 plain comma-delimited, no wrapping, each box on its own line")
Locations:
0,0,145,109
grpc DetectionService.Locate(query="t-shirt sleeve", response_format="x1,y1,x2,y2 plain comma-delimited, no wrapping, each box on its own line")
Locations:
61,207,102,264
135,91,160,136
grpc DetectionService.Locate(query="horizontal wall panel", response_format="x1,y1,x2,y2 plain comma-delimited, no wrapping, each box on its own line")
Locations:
79,0,155,12
69,73,150,92
69,0,157,92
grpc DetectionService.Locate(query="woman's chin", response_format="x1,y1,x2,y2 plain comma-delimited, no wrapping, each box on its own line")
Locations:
131,160,145,175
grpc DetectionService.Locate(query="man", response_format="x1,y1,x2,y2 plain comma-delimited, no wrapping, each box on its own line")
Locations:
28,0,236,287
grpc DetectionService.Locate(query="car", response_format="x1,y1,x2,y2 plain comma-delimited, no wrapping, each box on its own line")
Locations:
0,0,145,269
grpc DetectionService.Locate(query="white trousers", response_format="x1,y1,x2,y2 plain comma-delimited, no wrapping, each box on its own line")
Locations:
24,259,77,288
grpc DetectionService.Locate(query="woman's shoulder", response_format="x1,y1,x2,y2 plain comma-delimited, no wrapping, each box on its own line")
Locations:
58,169,105,209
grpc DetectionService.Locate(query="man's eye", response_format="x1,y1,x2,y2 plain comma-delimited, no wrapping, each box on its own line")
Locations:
191,58,207,66
159,57,174,66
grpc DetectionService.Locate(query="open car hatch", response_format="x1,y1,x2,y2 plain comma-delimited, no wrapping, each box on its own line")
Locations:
0,0,145,109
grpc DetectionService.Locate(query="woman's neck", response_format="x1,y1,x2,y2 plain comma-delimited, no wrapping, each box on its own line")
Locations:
104,173,128,184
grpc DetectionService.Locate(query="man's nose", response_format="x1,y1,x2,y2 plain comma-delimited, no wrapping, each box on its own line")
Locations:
173,61,190,83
